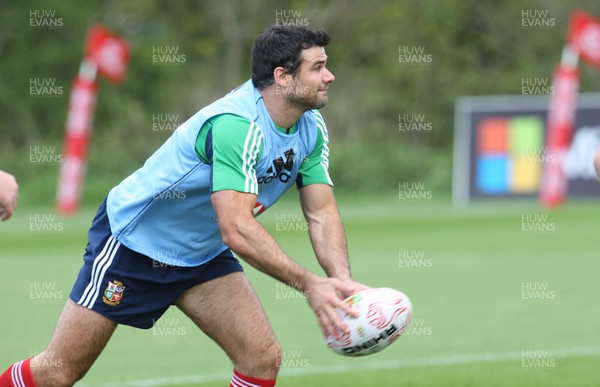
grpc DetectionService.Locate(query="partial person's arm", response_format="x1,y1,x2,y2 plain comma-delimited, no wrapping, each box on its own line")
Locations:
0,170,18,221
594,146,600,180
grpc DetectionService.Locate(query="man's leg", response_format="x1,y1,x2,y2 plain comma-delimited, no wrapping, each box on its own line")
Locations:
0,300,117,387
176,272,281,383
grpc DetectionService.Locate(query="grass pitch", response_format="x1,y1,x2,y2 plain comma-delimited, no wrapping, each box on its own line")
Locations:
1,194,598,386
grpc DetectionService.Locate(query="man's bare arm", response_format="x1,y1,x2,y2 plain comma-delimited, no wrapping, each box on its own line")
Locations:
299,184,352,279
211,189,358,337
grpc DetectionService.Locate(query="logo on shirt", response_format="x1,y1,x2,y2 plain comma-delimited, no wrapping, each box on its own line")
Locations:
257,148,295,184
253,202,265,216
102,280,125,306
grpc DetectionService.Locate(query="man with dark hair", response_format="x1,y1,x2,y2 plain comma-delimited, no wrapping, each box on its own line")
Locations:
1,24,366,386
251,26,330,90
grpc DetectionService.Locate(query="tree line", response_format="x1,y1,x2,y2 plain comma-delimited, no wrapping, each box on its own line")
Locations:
1,0,599,205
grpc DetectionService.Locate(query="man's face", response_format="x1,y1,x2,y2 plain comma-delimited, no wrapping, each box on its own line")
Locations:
283,46,335,110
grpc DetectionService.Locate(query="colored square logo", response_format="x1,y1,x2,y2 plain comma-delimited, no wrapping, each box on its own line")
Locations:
478,118,508,154
509,117,543,154
511,154,541,193
477,155,509,194
476,116,544,196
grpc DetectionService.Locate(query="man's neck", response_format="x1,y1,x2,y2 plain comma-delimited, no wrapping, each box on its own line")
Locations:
259,87,304,130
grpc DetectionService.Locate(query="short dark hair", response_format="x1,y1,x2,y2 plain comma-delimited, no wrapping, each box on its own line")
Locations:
251,25,331,89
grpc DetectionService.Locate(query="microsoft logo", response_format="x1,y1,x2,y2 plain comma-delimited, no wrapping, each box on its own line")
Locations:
476,116,545,194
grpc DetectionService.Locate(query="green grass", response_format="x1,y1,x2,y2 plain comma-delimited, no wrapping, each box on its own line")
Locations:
1,195,599,386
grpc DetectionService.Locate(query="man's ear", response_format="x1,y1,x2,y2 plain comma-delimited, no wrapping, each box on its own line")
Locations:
273,66,292,88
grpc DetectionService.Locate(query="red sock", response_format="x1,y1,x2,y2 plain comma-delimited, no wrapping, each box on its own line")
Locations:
0,358,37,387
229,369,276,387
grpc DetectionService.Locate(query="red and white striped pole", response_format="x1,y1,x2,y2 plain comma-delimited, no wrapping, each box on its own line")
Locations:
540,10,600,208
539,46,580,208
56,60,97,215
56,25,129,215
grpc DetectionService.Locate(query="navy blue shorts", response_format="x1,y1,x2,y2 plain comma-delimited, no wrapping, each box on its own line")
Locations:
69,199,243,329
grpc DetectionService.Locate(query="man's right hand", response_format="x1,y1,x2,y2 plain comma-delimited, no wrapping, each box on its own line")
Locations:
304,276,368,339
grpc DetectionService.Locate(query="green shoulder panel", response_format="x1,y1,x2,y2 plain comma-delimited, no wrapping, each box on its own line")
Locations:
195,114,263,194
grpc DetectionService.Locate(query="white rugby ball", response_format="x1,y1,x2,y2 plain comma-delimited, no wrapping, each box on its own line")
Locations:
326,287,412,357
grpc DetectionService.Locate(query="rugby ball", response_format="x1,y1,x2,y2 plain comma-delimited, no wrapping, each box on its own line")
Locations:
326,287,412,357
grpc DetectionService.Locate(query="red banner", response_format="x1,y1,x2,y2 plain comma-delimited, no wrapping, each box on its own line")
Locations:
568,10,600,69
56,75,97,214
539,65,580,208
85,25,130,84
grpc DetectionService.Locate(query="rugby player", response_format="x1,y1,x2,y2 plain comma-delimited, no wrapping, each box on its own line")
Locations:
1,24,366,387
